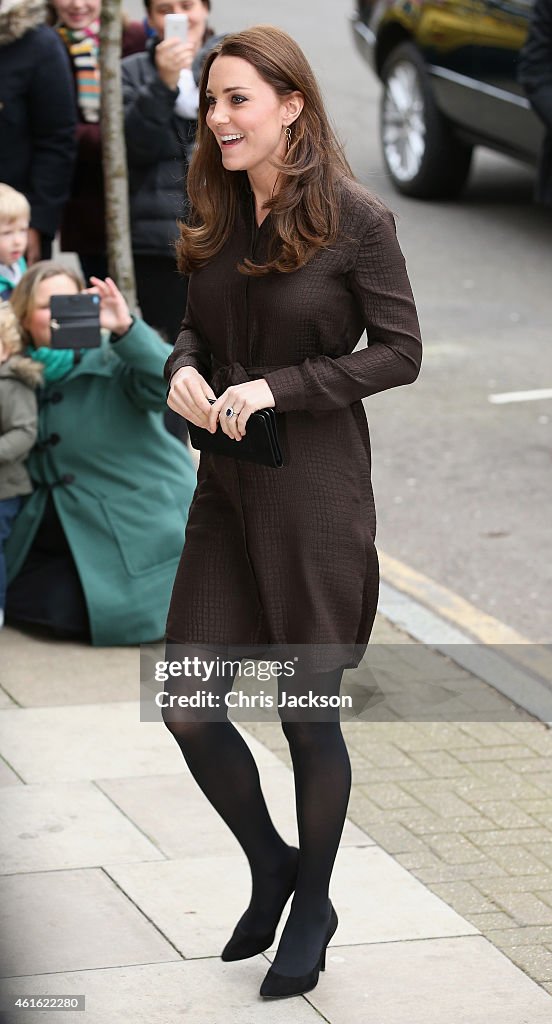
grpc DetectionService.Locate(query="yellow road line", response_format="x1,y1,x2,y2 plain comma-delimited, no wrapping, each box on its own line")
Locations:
379,551,552,684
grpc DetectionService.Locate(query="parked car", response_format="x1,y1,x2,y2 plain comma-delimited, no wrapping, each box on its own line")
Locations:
350,0,544,198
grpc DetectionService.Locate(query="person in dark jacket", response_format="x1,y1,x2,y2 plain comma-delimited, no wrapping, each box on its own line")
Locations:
0,0,77,263
50,0,147,281
518,0,552,206
121,0,219,345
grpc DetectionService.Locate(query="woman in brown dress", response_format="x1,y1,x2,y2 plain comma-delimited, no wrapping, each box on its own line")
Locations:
164,25,422,1000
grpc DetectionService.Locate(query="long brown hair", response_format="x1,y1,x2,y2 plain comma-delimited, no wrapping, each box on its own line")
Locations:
177,25,376,277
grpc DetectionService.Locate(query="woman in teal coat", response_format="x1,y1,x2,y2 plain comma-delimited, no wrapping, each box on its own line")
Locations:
6,262,195,644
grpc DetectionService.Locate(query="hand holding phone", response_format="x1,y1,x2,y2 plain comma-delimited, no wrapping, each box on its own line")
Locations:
155,29,194,90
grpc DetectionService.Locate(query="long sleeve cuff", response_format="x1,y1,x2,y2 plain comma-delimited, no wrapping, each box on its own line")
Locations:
165,354,205,385
263,365,307,413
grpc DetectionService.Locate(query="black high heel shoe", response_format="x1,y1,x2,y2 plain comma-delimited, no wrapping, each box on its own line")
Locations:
221,847,299,962
259,900,338,1000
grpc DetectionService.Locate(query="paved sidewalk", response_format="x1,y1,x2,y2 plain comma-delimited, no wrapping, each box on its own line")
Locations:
1,619,551,1022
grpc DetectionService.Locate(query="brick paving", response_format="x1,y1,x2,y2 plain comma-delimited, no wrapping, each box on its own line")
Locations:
243,615,552,995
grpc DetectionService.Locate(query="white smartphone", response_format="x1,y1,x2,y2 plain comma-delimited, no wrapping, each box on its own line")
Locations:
164,13,189,43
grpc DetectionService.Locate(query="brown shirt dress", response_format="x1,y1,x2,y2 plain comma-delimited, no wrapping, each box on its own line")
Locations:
164,174,422,673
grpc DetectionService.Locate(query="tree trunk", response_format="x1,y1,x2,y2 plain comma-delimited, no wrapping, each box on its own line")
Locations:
99,0,136,309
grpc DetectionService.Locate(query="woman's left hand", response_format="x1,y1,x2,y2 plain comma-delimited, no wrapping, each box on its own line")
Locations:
87,277,133,337
208,379,275,440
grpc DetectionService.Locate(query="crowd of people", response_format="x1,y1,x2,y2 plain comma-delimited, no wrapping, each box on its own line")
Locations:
0,0,219,641
0,0,219,282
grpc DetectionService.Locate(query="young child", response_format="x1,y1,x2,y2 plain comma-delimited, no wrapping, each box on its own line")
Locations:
0,300,42,628
0,184,30,302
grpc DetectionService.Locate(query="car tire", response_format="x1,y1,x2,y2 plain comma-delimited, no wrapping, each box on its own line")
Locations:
380,41,473,199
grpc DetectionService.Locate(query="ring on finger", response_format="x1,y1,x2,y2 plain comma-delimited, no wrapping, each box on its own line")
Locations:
234,408,247,438
228,407,244,438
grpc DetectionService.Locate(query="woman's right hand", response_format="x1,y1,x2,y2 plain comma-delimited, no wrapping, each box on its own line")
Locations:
167,366,217,430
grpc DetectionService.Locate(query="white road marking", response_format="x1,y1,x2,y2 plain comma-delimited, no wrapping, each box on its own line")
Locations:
488,388,552,404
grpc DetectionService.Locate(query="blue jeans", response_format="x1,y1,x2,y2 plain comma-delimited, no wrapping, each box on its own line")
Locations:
0,496,23,611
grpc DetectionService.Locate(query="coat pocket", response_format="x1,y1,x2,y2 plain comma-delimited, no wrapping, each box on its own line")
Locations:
100,482,185,578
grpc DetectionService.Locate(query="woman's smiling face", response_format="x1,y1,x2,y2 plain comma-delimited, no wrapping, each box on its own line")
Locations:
205,55,303,175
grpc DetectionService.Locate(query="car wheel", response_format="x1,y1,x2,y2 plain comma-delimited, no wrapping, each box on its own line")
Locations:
380,42,473,199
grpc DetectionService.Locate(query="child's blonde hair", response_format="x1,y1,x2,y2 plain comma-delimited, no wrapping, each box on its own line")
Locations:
0,299,44,384
0,300,23,357
0,183,31,226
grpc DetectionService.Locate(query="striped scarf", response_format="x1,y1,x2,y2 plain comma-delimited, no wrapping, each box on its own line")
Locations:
58,20,101,124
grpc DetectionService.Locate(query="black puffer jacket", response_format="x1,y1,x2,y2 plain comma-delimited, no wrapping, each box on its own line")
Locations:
121,33,222,255
0,0,77,238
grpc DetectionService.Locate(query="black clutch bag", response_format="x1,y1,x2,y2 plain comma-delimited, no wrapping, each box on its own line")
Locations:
187,401,284,468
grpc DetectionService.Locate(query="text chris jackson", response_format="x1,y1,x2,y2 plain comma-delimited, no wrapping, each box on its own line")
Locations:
154,689,352,709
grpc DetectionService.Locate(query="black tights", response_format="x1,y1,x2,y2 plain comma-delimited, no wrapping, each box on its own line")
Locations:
162,650,351,975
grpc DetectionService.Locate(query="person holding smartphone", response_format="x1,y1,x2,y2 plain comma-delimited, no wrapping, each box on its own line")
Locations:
121,0,220,349
5,261,196,644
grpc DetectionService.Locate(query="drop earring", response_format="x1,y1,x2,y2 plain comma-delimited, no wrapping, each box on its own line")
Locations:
284,125,292,151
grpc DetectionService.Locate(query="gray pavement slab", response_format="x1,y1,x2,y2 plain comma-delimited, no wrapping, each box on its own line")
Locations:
0,781,165,874
2,624,552,1013
0,960,324,1024
301,936,552,1024
106,854,265,959
104,844,475,961
0,687,16,709
286,845,478,947
0,869,180,978
0,703,281,783
1,628,137,706
97,763,371,860
2,938,551,1024
0,757,22,787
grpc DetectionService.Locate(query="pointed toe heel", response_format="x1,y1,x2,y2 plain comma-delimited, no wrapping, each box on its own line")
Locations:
259,901,338,1000
221,926,275,962
221,847,299,962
